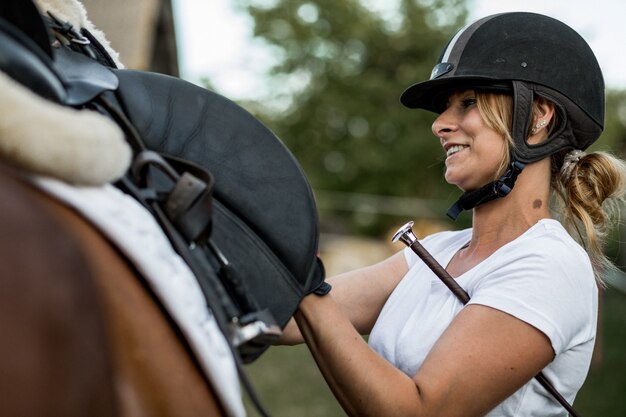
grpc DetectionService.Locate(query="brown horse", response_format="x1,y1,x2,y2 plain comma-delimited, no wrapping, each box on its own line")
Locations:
0,163,228,417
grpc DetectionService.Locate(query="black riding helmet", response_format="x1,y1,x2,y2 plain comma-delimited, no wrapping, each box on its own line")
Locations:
400,12,605,219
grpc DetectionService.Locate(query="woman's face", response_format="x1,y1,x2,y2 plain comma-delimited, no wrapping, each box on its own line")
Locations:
431,90,507,191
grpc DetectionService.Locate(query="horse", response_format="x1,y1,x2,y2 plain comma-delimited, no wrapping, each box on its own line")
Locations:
0,2,327,416
0,162,227,417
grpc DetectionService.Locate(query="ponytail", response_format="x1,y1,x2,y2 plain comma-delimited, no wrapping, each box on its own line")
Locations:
553,151,626,284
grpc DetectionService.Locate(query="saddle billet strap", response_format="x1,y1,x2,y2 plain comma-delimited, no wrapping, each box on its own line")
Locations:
44,12,118,69
44,12,95,61
130,150,215,244
116,175,273,417
78,26,118,68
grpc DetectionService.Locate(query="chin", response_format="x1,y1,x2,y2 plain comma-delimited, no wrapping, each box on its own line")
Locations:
444,173,464,189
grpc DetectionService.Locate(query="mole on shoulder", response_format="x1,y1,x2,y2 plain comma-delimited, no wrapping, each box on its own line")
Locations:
532,199,542,209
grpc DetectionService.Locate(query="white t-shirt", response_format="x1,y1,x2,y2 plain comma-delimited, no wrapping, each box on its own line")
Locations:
369,219,597,416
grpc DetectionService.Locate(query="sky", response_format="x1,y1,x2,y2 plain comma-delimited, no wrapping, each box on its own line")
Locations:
172,0,626,100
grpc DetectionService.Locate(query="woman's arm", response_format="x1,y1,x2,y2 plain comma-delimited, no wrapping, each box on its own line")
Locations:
295,295,554,417
278,250,408,345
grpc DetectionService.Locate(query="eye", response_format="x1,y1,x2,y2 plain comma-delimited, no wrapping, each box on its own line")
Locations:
461,98,477,108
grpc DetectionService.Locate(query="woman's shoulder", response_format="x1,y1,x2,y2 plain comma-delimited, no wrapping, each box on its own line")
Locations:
468,219,598,354
472,218,596,303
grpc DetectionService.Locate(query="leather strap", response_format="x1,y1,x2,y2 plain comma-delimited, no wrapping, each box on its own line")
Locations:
446,160,526,220
131,150,215,245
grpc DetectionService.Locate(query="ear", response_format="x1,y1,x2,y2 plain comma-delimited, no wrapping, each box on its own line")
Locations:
528,97,556,144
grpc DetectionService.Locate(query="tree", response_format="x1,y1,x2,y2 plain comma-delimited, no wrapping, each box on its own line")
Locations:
234,0,467,234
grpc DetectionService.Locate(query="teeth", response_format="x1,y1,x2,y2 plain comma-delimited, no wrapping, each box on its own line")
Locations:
446,145,467,157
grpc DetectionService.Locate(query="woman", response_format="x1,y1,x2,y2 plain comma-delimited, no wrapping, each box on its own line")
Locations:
280,12,626,417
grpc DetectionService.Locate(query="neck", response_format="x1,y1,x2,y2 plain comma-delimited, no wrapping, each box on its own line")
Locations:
467,158,552,250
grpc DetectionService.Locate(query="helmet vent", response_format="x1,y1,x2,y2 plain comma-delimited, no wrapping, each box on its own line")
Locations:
430,63,453,80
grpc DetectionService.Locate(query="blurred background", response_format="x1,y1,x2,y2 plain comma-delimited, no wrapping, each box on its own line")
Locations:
80,0,626,415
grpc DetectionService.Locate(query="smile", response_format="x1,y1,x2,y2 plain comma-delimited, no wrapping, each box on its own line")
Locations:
446,145,468,157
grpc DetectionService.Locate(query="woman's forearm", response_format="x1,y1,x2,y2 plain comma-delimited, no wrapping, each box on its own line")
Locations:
295,293,423,417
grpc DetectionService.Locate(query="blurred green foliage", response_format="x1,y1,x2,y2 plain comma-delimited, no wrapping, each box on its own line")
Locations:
576,288,626,416
601,90,626,153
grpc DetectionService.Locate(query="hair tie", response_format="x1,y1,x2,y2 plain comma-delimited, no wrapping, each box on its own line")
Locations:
560,149,586,181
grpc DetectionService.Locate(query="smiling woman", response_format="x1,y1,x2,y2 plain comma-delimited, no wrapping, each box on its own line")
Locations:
275,11,626,417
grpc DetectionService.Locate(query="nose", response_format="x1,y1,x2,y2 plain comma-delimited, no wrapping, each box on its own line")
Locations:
431,107,457,141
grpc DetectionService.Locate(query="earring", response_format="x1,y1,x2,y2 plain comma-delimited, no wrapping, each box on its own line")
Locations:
531,119,548,134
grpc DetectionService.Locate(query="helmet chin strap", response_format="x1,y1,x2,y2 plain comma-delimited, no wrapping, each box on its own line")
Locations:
446,160,525,220
446,81,534,221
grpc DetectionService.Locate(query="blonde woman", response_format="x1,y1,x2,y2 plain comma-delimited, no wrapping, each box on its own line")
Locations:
279,12,626,417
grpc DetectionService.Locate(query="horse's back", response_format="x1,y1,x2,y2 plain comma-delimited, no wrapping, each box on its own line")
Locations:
0,164,117,416
0,165,226,417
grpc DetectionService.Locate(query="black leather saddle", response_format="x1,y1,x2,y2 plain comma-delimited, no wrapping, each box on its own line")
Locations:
0,0,327,364
114,70,325,327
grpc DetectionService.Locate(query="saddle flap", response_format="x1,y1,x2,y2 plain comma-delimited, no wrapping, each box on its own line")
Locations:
113,70,322,285
112,70,326,331
52,46,118,106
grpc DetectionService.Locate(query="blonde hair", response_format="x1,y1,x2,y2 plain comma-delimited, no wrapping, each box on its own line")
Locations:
553,152,626,282
476,93,514,180
476,91,626,284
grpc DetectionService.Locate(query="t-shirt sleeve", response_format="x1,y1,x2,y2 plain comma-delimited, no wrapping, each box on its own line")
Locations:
466,240,597,355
